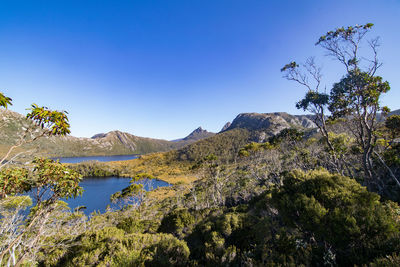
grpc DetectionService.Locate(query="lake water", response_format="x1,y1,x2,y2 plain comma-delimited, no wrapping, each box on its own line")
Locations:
54,154,139,164
46,155,168,215
64,177,170,215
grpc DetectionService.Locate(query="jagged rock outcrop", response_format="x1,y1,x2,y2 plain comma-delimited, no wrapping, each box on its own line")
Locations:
182,127,215,141
220,122,231,132
224,112,317,142
226,112,315,131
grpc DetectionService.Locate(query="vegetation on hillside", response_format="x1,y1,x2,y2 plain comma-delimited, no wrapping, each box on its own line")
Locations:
0,109,216,159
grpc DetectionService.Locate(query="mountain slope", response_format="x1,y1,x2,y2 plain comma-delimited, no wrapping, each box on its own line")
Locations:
0,109,212,158
224,112,316,133
177,112,317,162
182,127,215,141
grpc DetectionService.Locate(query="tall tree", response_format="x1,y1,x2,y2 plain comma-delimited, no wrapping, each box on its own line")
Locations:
282,24,399,191
0,91,83,266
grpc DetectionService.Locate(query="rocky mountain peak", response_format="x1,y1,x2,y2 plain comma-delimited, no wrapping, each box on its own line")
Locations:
91,133,107,139
182,127,214,141
224,112,316,141
220,122,231,132
192,127,205,133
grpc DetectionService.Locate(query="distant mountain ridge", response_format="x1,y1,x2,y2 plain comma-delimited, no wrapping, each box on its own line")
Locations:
0,109,213,158
182,127,215,141
2,108,398,159
171,127,215,142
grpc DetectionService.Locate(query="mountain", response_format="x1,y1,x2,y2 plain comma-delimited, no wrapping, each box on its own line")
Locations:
0,109,213,158
0,109,317,160
389,109,400,116
220,112,316,142
220,122,231,132
370,109,400,122
182,127,215,141
177,112,317,162
225,112,316,132
171,127,215,143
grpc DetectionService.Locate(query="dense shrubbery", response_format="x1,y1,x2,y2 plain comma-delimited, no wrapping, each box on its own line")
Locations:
273,169,400,265
40,226,189,266
178,128,253,162
67,160,121,177
181,169,400,266
158,208,195,238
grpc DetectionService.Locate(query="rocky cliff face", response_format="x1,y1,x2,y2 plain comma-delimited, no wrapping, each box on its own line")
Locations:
224,112,316,142
220,122,231,132
226,112,316,131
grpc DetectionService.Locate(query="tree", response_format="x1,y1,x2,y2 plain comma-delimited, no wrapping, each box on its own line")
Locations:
281,23,399,192
110,173,153,211
0,92,12,108
0,102,70,168
281,59,344,175
385,115,400,140
0,91,83,266
328,69,395,190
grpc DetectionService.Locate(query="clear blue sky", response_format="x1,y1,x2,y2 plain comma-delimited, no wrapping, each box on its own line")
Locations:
1,0,399,140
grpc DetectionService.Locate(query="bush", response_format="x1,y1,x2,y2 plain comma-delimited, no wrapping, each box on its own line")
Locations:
158,208,195,238
140,238,190,266
272,169,400,266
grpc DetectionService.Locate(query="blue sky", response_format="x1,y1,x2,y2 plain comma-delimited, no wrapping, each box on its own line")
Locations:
0,0,399,140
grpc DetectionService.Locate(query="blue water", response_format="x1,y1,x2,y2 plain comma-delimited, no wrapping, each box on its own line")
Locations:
54,154,139,163
64,177,170,215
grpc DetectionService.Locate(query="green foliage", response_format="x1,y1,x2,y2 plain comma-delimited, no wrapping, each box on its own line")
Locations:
238,128,304,158
204,153,218,162
110,173,155,205
133,172,156,181
238,141,275,157
370,253,400,266
158,208,195,238
316,23,374,46
284,22,397,193
50,226,188,267
0,167,30,198
268,128,304,145
280,61,299,72
116,217,159,234
32,158,83,201
272,169,400,265
68,161,120,177
386,115,400,139
0,195,32,209
325,132,353,155
178,128,252,162
110,183,143,203
140,238,190,266
296,91,329,111
0,159,83,265
329,70,390,119
26,104,71,136
0,92,12,108
0,158,82,201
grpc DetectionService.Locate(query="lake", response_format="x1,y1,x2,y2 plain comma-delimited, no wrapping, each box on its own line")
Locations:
64,177,170,215
54,154,139,164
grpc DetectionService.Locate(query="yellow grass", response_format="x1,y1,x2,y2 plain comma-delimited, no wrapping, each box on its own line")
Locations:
107,151,198,185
